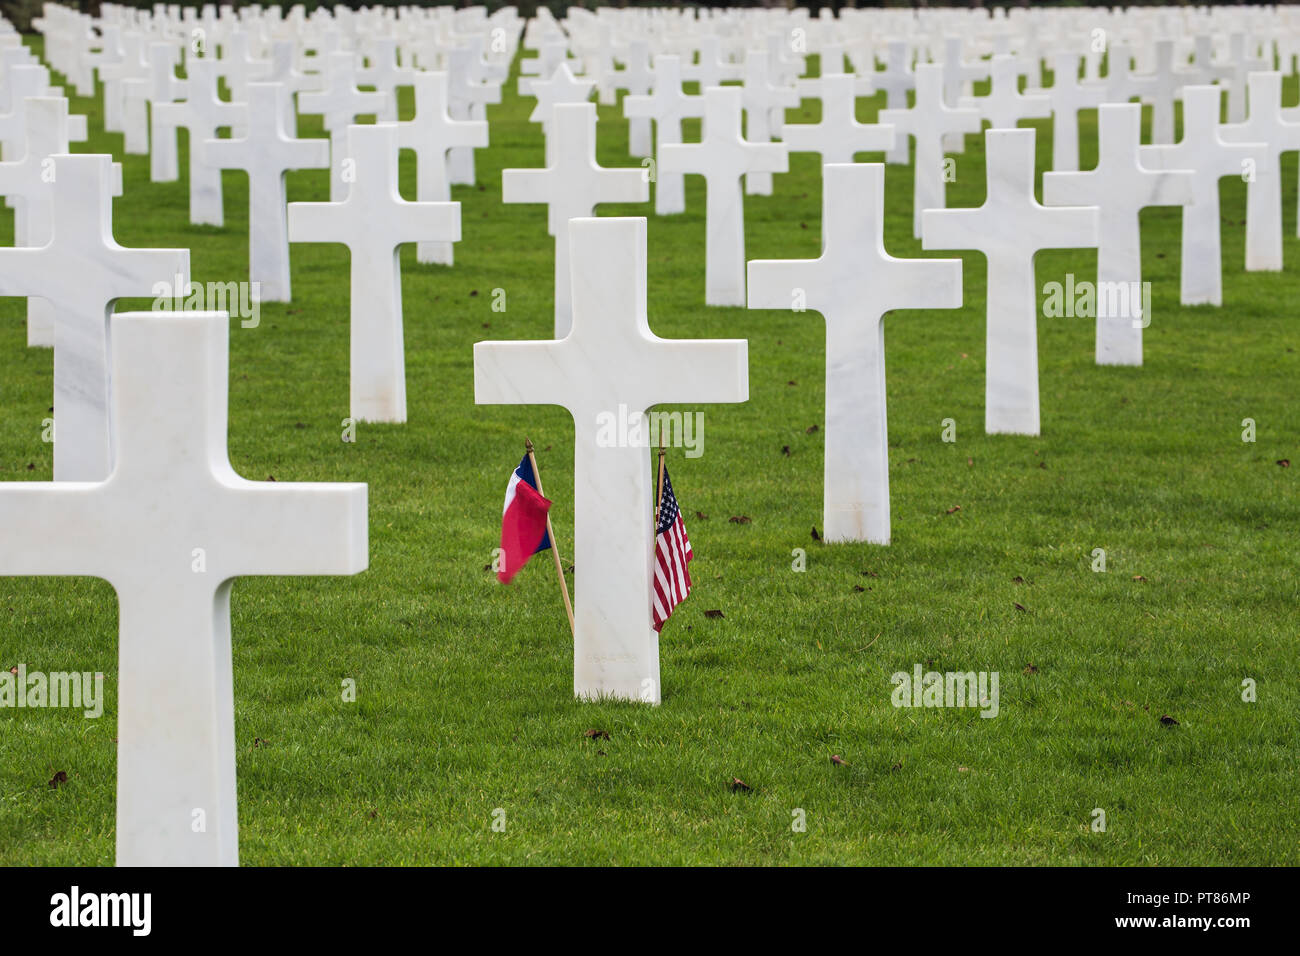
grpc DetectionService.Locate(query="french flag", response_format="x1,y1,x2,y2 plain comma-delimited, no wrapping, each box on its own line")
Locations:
498,454,552,584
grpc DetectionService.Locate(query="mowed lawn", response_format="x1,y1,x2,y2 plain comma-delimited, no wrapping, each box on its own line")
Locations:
0,37,1296,866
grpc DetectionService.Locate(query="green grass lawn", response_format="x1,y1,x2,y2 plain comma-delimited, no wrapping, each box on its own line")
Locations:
1,40,1296,866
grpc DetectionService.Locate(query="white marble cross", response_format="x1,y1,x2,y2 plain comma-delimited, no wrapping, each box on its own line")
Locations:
939,34,989,151
1137,39,1195,145
1044,52,1107,173
152,58,248,226
146,41,184,183
623,54,703,215
879,63,981,238
748,163,962,544
0,63,61,157
659,87,788,306
288,123,460,423
872,39,915,110
0,153,189,480
203,82,330,302
503,102,647,337
1221,72,1300,273
1044,103,1194,366
780,72,894,166
358,37,414,123
922,129,1099,436
445,44,503,186
1221,33,1268,124
0,96,103,348
1142,85,1265,306
740,50,798,196
961,54,1051,131
298,51,386,200
395,71,488,266
474,216,747,703
0,309,368,866
618,38,654,157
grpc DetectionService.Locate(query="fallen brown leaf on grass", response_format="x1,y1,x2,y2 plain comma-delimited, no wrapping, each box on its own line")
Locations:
810,526,821,542
730,777,752,792
703,609,725,619
805,424,819,434
694,511,708,521
1013,602,1027,612
1132,574,1147,582
1159,714,1180,727
1023,664,1039,675
830,754,848,766
728,515,751,524
946,505,962,514
583,729,610,741
49,771,67,789
1277,459,1290,468
781,445,791,457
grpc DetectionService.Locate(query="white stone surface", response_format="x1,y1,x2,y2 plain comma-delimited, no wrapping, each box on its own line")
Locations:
1222,72,1300,272
474,216,747,703
623,55,702,215
961,54,1051,131
503,102,647,336
0,310,368,866
203,82,330,303
659,87,788,306
152,58,247,226
0,96,86,348
780,72,894,166
1044,52,1107,173
0,154,188,480
740,50,797,196
526,61,594,141
395,71,488,266
288,124,460,423
1142,85,1265,306
298,52,386,201
1044,104,1194,366
880,63,981,238
923,129,1099,436
748,163,962,544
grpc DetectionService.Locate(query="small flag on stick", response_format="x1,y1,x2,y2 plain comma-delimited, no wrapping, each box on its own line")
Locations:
652,464,693,632
497,452,551,584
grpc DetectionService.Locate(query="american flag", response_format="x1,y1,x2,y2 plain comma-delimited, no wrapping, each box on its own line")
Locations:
652,466,693,632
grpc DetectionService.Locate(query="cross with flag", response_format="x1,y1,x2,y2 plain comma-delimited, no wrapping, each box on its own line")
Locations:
652,465,693,631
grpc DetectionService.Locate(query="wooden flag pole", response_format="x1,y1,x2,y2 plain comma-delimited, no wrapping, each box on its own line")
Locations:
526,438,575,637
655,429,666,526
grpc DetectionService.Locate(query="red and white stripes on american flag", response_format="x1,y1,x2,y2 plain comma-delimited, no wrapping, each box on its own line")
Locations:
652,467,692,632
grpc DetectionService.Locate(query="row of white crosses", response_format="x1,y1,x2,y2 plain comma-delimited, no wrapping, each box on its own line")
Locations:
0,134,368,867
7,2,1300,867
0,8,503,863
41,6,508,426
